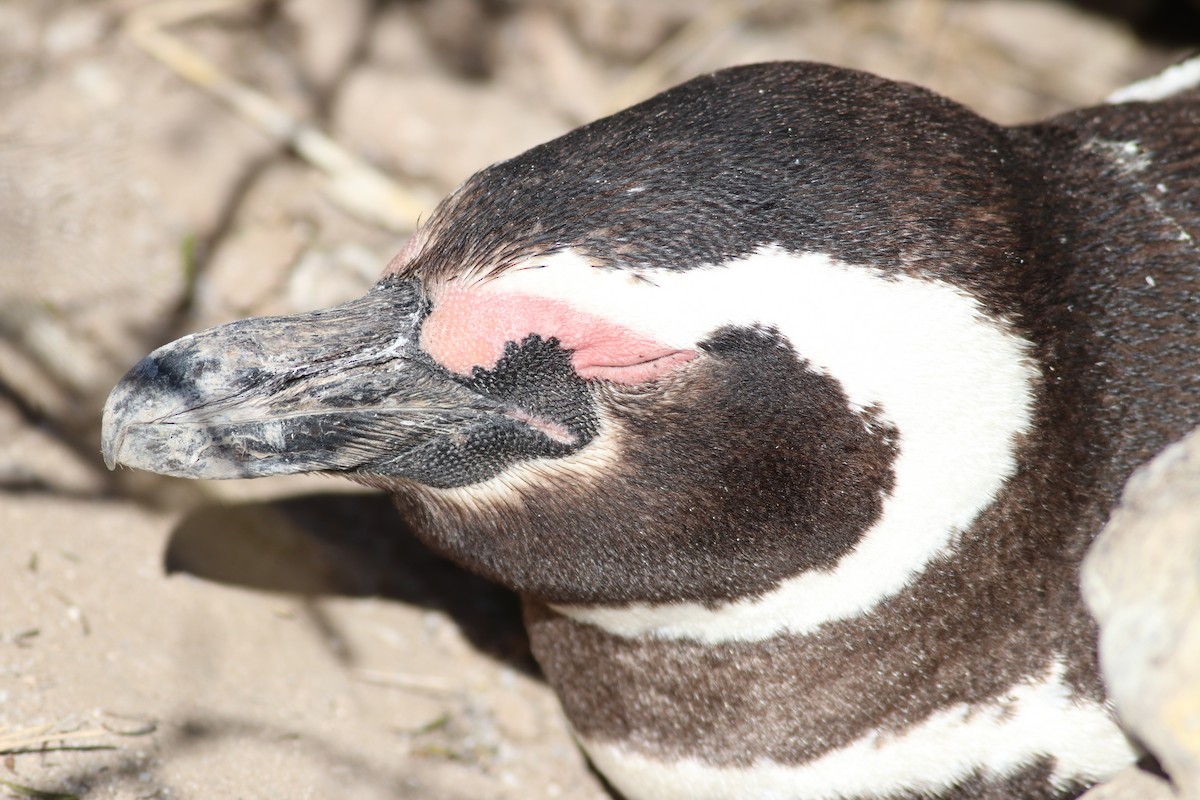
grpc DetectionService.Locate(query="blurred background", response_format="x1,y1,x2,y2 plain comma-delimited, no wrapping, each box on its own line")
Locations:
0,1,1198,798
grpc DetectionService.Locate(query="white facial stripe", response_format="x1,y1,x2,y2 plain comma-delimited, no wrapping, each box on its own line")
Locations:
497,246,1036,643
1107,55,1200,103
578,660,1135,800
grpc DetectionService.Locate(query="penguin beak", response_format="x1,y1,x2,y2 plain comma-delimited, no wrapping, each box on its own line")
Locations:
101,279,492,480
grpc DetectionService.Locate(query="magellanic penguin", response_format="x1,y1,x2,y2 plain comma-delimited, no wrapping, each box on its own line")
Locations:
102,60,1200,800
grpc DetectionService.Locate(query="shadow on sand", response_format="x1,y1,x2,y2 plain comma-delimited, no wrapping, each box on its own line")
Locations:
163,490,536,676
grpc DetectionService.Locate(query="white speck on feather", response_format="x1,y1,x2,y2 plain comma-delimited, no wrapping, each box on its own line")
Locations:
1085,139,1197,246
1085,138,1151,175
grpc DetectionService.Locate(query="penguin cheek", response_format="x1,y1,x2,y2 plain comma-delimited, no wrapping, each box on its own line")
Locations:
420,286,696,385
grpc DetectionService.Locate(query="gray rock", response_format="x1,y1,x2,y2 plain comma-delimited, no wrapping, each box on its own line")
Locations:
1083,425,1200,799
1079,763,1175,800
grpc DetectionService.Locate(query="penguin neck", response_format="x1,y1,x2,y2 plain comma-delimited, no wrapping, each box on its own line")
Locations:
1019,101,1200,496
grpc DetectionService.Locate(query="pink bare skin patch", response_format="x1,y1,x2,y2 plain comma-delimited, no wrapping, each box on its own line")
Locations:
421,283,696,385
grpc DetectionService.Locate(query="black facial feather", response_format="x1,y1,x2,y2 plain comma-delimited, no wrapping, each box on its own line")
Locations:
392,335,598,488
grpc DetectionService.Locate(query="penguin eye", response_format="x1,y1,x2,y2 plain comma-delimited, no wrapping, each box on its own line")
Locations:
420,284,696,385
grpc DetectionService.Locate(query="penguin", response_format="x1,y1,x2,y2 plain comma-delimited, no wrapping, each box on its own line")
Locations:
101,60,1200,800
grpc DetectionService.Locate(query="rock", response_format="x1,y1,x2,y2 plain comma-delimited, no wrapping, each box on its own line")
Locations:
43,5,109,58
332,68,567,193
1079,763,1176,799
1083,425,1200,799
0,398,105,495
281,0,373,91
285,243,381,314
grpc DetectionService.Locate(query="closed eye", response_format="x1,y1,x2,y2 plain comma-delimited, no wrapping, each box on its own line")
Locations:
573,349,696,383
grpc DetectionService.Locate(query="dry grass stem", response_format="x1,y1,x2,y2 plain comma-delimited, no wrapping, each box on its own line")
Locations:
0,724,115,756
125,0,426,231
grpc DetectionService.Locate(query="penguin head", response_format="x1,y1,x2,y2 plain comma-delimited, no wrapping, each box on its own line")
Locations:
102,62,1039,617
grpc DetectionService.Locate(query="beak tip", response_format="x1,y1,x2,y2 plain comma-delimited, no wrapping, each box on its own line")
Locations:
100,390,126,472
100,354,173,475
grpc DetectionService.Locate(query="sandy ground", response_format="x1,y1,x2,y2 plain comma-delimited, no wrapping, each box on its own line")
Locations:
0,1,1196,798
